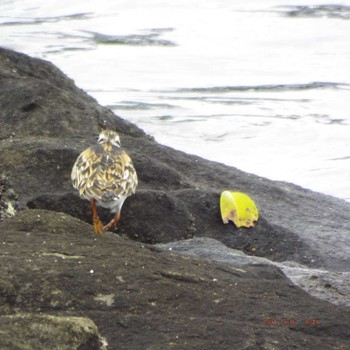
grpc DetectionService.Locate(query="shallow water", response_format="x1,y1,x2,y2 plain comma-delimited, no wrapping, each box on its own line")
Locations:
1,0,350,199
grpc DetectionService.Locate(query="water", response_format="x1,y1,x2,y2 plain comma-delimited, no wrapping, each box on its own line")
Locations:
1,0,350,199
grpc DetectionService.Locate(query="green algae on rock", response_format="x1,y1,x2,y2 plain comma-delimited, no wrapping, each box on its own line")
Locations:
0,314,105,350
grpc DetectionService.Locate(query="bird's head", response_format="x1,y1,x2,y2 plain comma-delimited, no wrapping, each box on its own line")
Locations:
98,130,121,147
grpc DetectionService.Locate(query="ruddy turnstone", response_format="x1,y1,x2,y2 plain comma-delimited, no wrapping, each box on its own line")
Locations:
71,130,138,235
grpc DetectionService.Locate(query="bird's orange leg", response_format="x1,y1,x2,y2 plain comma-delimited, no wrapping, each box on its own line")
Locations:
104,213,121,232
90,198,105,235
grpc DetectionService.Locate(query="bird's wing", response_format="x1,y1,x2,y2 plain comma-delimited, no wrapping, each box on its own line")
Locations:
71,145,138,200
71,146,100,194
94,149,138,201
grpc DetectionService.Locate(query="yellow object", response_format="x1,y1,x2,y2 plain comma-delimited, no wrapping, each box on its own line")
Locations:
220,191,259,228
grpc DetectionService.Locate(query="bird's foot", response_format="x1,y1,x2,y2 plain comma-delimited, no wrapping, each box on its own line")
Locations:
104,221,117,232
93,217,105,235
104,213,120,232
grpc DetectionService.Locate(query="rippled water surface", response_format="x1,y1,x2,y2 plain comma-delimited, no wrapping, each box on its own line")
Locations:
1,0,350,199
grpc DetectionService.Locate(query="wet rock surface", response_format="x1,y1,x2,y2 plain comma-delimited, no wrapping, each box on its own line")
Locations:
1,47,350,348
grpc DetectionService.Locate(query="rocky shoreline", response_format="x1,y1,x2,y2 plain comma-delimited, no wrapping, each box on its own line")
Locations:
1,47,350,349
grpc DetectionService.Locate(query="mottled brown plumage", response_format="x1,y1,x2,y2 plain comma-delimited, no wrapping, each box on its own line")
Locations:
71,130,138,235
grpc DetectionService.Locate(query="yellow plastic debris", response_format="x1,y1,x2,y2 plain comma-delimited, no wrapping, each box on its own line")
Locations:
220,191,258,228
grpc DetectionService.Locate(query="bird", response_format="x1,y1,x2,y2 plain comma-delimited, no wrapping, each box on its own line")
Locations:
71,130,138,235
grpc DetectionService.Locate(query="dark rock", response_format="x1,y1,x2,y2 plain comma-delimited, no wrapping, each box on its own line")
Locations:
27,192,92,223
1,46,350,348
119,190,195,244
156,237,350,308
28,190,195,244
173,188,314,264
0,47,145,140
0,210,349,349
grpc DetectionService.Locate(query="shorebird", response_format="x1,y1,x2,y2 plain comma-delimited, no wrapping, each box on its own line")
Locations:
71,130,138,235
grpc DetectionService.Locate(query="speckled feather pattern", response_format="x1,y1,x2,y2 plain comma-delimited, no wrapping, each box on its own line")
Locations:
71,131,138,214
